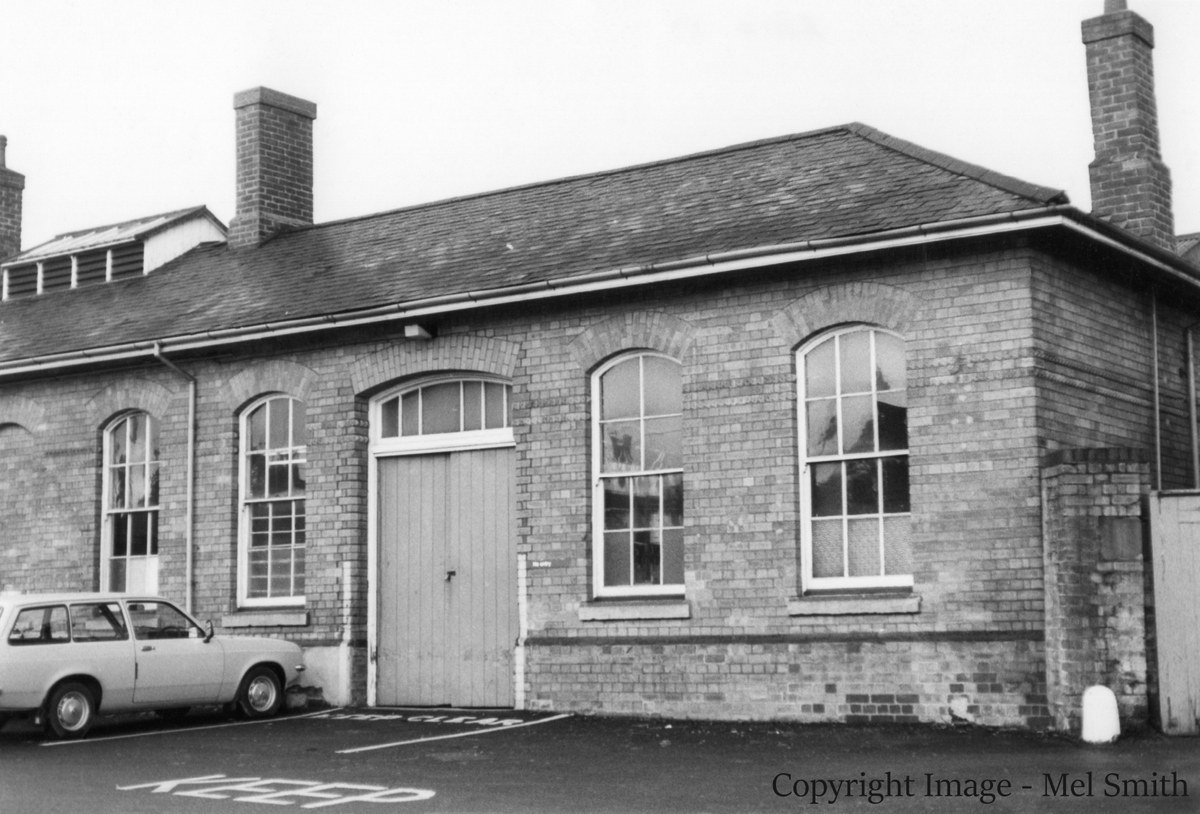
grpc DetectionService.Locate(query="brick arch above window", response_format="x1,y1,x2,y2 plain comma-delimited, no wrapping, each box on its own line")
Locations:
350,335,520,396
569,312,696,372
771,281,923,350
223,359,319,413
85,379,177,428
0,394,47,433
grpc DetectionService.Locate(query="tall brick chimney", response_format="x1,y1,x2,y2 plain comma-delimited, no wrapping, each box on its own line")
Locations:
0,136,25,261
1082,0,1174,250
228,87,317,250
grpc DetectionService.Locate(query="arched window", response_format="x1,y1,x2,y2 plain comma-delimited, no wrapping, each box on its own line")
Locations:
239,396,307,606
102,413,160,593
799,326,911,591
592,352,684,596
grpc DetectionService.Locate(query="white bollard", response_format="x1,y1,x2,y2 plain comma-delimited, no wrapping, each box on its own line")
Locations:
1081,685,1120,743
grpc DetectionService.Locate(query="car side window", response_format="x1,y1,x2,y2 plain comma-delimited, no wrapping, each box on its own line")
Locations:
7,605,70,645
69,602,129,642
127,601,201,640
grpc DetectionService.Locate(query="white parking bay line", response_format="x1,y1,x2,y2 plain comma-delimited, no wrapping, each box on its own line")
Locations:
337,713,572,754
42,707,344,747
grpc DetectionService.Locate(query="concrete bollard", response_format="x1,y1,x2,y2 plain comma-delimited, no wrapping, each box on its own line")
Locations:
1081,685,1120,743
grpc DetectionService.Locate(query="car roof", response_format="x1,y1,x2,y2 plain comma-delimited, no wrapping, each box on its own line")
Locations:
0,593,171,606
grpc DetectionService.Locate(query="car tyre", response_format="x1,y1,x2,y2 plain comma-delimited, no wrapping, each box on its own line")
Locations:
236,666,282,719
45,682,95,740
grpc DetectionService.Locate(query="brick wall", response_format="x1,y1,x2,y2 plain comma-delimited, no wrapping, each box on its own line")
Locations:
1041,449,1151,732
0,138,24,260
0,236,1171,728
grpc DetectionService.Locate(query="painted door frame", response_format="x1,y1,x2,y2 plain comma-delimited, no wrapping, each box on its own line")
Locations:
366,375,516,707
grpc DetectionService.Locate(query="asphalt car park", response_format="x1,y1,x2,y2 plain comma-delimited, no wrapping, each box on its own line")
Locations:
1,707,1198,813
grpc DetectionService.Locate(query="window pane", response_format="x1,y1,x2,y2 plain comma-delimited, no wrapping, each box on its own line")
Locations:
147,416,160,462
149,512,159,556
249,404,267,451
810,462,842,517
109,560,127,592
604,531,630,587
148,464,159,507
847,518,881,576
130,513,148,556
643,415,681,470
662,473,683,527
601,358,640,420
882,456,910,514
401,391,420,436
462,381,483,431
662,528,684,585
293,548,306,595
128,415,147,465
248,453,266,498
112,514,128,556
291,463,306,496
632,476,660,529
842,394,875,454
632,529,660,585
601,420,640,473
875,332,906,392
643,356,681,416
884,516,912,575
839,331,871,394
268,398,290,449
484,382,507,429
380,397,399,438
110,420,127,464
270,549,293,596
130,464,146,508
877,391,908,451
421,383,461,434
268,462,289,497
110,466,126,509
811,519,843,577
806,398,838,457
71,603,128,642
603,478,630,530
291,400,307,446
845,459,879,515
805,339,836,399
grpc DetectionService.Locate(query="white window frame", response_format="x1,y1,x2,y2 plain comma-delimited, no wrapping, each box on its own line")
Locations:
798,325,912,593
591,351,684,598
237,394,307,608
369,374,515,457
100,412,161,595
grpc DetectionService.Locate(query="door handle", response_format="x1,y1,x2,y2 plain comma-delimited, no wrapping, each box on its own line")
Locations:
142,645,155,652
445,570,456,582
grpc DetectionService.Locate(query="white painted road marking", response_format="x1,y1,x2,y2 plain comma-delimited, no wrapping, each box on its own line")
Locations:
42,707,343,746
117,774,435,807
337,712,571,753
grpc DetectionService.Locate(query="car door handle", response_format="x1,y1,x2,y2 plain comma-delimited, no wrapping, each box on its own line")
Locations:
142,645,155,652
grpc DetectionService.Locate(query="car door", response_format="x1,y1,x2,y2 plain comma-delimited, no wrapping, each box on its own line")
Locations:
66,601,137,710
126,600,224,705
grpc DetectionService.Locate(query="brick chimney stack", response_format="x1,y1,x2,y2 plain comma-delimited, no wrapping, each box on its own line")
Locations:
1082,0,1174,250
0,135,25,261
228,87,317,250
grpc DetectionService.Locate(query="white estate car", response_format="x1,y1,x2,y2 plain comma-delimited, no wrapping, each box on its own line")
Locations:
0,593,305,739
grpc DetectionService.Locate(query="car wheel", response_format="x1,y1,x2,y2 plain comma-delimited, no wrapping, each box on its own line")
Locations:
45,682,95,739
236,666,282,719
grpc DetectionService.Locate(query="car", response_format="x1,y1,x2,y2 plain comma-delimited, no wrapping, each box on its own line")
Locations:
0,592,305,739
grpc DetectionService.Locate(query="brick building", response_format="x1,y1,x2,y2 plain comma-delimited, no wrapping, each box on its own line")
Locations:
0,4,1196,732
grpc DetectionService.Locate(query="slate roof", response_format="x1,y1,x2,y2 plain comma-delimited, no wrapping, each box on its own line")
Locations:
0,123,1069,366
2,206,224,267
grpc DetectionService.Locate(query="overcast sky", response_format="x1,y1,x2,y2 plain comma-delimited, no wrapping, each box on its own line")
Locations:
3,0,1198,250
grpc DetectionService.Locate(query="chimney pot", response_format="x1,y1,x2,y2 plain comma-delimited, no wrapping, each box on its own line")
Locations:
228,87,317,250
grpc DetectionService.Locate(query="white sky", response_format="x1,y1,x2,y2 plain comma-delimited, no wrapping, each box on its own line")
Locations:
2,0,1198,250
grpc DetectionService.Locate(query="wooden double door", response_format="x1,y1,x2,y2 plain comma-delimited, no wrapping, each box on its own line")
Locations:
376,448,517,707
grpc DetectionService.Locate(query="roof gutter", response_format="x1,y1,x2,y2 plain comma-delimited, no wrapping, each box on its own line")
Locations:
0,204,1195,380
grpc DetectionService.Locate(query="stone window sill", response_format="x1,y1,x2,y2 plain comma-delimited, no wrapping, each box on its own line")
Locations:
221,611,310,628
578,600,691,621
788,594,920,616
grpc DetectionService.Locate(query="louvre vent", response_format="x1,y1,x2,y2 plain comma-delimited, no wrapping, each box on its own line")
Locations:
76,249,107,286
5,264,37,298
110,242,144,280
42,256,72,292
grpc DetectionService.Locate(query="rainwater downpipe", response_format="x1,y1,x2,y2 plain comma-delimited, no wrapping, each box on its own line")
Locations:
1151,291,1162,490
153,343,196,614
1188,324,1200,488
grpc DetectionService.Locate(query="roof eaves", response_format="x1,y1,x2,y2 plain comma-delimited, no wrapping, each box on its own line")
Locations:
846,122,1069,205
